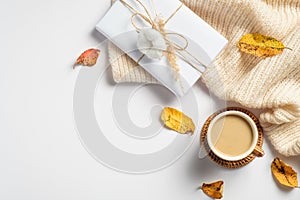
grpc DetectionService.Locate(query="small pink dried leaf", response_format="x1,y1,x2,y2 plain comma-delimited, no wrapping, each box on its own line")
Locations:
74,48,100,68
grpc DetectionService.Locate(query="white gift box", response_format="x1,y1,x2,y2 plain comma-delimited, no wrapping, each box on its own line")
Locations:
96,0,227,96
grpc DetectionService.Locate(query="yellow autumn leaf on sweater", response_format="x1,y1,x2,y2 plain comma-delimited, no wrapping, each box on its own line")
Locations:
271,157,299,188
202,180,224,199
161,107,195,134
237,33,289,57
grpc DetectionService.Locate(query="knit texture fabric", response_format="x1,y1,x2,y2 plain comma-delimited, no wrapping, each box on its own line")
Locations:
108,0,300,156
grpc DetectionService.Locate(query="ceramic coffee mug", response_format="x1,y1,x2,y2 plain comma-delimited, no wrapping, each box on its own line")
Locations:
206,110,264,161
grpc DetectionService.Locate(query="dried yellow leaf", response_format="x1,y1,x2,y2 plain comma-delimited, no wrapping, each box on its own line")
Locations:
237,33,288,57
271,157,299,188
202,180,224,199
161,107,195,134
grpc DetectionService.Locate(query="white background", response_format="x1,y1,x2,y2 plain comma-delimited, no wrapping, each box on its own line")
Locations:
1,0,300,199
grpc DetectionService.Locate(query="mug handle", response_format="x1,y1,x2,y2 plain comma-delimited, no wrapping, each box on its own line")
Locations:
253,146,264,157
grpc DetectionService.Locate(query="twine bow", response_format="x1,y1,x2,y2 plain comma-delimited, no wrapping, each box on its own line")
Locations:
119,0,206,76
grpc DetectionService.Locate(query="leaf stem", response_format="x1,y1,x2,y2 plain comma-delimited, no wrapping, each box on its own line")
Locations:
285,47,293,51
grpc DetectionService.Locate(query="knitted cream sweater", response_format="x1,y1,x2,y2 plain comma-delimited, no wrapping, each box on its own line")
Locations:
108,0,300,156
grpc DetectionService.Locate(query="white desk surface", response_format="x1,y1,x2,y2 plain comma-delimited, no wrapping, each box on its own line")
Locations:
1,0,299,199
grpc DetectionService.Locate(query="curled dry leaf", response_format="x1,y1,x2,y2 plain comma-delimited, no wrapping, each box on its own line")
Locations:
271,157,299,188
201,180,224,199
160,107,195,134
74,48,100,68
237,33,290,57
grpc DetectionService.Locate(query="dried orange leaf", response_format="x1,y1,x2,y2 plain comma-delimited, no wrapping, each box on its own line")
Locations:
161,107,195,134
237,33,289,57
271,157,298,188
202,180,224,199
74,48,100,68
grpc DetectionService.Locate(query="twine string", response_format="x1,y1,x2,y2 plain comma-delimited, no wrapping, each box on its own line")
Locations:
136,0,154,26
119,0,207,73
164,3,183,25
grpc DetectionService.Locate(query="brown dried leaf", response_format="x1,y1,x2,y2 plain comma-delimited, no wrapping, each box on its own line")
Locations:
271,157,299,188
202,180,224,199
74,48,100,68
237,33,289,57
161,107,195,134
